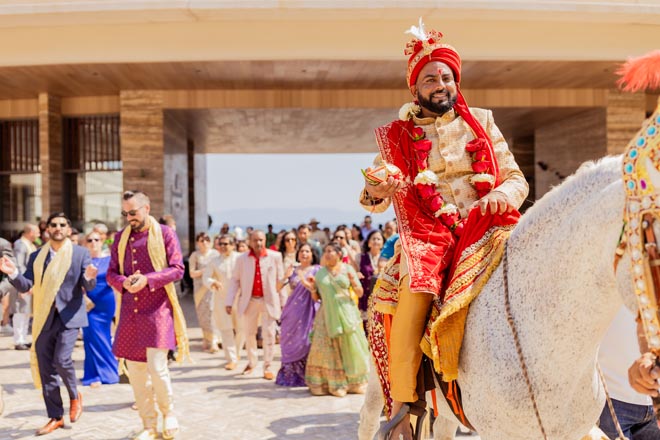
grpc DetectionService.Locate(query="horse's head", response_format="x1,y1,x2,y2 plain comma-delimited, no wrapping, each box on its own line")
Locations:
620,97,660,350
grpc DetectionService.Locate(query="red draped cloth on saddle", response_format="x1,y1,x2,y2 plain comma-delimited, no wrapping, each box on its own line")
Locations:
368,119,519,417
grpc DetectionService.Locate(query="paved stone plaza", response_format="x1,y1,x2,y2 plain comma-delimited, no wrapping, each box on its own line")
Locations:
0,295,479,439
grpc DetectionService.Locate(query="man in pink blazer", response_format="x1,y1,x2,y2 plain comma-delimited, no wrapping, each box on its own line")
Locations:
226,230,285,379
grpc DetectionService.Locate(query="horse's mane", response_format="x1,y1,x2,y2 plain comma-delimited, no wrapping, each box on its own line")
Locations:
514,155,623,235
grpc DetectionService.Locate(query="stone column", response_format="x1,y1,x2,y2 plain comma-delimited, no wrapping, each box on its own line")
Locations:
606,90,647,155
38,93,63,215
120,91,165,216
534,109,606,199
508,135,534,210
190,145,208,239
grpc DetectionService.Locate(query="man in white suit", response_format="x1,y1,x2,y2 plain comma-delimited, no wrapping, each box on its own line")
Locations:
226,230,284,380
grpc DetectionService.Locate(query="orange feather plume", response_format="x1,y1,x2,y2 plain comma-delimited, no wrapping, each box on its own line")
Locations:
616,50,660,92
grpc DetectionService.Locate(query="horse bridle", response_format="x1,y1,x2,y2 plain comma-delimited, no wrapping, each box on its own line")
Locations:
616,213,660,358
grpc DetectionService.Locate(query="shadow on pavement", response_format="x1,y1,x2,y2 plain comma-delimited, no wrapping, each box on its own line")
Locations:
265,412,359,439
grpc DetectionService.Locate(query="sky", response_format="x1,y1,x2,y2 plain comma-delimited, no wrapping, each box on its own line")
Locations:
206,153,395,233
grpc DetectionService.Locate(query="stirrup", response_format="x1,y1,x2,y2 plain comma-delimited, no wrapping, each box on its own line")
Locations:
377,403,410,440
408,401,428,440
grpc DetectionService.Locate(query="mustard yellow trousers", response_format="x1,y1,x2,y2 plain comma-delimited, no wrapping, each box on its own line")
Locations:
389,275,433,403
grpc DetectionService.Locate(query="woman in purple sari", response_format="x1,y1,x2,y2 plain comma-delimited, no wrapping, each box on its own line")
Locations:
358,230,384,335
275,243,320,386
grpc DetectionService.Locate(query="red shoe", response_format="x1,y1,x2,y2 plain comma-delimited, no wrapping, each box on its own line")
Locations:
36,418,64,436
70,392,83,423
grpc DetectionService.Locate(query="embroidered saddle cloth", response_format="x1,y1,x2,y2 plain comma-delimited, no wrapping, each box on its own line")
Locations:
420,208,517,381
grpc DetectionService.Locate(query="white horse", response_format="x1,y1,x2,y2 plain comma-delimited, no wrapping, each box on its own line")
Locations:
359,155,638,440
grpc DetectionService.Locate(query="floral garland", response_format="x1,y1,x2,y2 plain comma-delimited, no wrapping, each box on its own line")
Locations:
400,102,497,237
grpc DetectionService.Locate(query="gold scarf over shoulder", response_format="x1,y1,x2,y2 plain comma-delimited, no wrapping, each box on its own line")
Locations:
116,216,190,363
30,239,73,389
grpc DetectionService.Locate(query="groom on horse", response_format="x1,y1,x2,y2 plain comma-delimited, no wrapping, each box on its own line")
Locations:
360,20,529,439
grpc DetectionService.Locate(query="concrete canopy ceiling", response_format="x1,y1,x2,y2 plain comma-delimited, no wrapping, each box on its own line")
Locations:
0,60,621,99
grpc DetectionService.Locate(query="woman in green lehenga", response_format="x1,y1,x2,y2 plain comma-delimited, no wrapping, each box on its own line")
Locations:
305,242,370,397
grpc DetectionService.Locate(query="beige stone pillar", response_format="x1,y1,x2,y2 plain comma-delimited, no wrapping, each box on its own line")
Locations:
38,93,62,215
507,135,534,210
534,109,606,199
606,90,647,155
120,90,165,216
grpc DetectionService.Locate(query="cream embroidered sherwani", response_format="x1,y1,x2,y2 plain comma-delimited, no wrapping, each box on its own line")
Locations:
360,107,529,403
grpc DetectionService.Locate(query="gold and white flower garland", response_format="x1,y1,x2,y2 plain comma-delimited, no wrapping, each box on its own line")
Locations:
399,102,498,236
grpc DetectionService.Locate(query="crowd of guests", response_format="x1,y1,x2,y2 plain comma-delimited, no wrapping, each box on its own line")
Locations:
0,214,399,398
0,208,402,438
3,211,660,439
187,216,400,395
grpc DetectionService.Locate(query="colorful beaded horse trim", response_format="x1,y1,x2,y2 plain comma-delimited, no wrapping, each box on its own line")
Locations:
622,100,660,351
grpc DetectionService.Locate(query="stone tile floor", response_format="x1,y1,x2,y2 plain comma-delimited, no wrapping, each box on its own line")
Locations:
0,294,479,439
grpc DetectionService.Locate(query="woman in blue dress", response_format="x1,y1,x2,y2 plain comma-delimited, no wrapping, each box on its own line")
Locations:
81,231,119,387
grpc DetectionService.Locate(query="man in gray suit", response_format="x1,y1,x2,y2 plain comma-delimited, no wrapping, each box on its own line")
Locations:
0,213,97,436
11,224,39,350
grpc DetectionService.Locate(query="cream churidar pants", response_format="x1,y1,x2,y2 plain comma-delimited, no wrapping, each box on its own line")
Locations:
126,348,175,430
213,288,239,363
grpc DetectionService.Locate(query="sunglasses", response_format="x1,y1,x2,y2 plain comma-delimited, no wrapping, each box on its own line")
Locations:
49,222,68,228
285,238,297,242
86,238,101,243
121,206,144,217
218,242,230,246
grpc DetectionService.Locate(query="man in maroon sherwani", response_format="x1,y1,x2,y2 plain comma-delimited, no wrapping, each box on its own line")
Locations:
108,190,184,440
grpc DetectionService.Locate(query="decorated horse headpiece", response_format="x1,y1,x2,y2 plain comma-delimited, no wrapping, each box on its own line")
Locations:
619,50,660,351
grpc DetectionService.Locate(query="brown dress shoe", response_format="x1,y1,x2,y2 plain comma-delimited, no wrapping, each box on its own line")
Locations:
241,365,254,376
36,418,64,436
224,362,237,371
70,392,82,423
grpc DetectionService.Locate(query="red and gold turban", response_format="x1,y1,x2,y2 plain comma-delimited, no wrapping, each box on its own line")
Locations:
405,30,462,89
